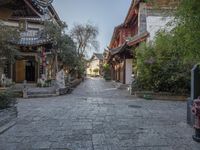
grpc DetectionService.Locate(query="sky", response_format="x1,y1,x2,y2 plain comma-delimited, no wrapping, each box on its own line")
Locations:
53,0,132,56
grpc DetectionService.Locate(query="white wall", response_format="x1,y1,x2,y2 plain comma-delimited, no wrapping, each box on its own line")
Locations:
3,20,44,34
125,59,133,84
3,21,19,27
91,59,99,69
86,57,100,75
146,16,173,42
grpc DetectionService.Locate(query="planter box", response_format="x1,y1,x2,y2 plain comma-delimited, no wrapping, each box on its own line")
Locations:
134,91,188,101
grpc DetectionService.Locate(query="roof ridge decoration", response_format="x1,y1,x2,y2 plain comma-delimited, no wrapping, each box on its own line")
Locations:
31,0,53,14
92,53,103,60
94,52,103,55
32,0,53,8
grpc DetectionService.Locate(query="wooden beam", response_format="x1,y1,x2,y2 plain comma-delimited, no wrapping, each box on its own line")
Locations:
23,0,42,18
0,0,12,6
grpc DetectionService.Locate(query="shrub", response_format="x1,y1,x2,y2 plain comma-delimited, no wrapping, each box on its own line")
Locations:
133,0,200,95
93,68,99,73
135,32,191,95
103,63,111,80
0,90,17,109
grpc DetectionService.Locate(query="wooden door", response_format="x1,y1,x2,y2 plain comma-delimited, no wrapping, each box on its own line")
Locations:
16,60,25,83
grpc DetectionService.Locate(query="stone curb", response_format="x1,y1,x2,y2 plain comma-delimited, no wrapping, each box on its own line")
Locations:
0,120,16,134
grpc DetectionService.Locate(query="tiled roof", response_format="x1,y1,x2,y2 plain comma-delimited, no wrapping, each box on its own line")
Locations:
18,37,51,46
94,53,103,60
109,43,128,56
127,32,149,46
16,31,51,46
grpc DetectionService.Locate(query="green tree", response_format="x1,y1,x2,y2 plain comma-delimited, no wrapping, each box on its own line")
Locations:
43,21,67,75
58,34,78,72
174,0,200,61
43,21,85,78
0,22,19,67
133,0,200,94
136,34,189,94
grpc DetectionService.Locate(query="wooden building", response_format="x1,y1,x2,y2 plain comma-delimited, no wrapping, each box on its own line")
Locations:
0,0,61,83
106,0,178,85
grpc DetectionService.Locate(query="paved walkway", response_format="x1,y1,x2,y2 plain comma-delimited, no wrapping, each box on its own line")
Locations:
0,78,200,150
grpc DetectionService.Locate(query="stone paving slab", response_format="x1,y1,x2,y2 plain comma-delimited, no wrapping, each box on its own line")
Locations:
0,78,200,150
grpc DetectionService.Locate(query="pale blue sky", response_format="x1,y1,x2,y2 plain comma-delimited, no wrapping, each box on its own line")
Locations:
53,0,132,55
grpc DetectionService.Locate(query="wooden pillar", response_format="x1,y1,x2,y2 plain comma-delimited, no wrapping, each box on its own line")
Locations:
124,57,126,84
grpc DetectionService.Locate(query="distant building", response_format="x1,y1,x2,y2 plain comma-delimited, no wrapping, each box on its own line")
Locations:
106,0,178,85
87,53,103,77
0,0,61,83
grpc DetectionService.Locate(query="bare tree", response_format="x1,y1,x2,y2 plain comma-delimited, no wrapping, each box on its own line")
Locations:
70,23,99,59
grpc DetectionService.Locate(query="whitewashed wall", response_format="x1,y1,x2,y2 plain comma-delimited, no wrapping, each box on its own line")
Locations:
3,21,18,27
146,16,173,42
125,59,133,84
86,57,100,75
91,59,100,69
3,20,43,32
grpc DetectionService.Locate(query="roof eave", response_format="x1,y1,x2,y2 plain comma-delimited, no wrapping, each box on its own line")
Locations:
124,0,141,24
127,32,149,46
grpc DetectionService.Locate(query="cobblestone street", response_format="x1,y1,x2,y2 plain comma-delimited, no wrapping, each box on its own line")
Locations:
0,78,200,150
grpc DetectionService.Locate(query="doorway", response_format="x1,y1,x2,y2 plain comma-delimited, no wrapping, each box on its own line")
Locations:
15,60,26,83
15,59,36,83
25,60,35,82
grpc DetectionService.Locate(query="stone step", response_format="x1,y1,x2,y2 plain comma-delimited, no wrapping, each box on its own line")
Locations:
27,91,56,95
113,82,130,90
27,93,58,98
117,84,130,89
